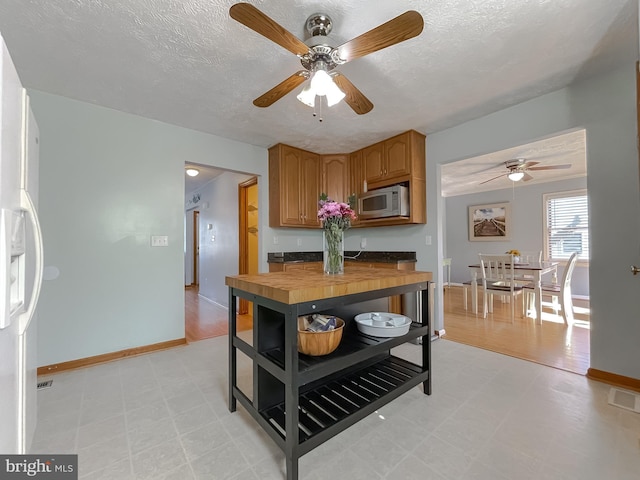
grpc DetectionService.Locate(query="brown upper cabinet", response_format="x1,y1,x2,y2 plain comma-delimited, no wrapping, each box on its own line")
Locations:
361,130,424,189
269,130,426,228
321,154,349,204
269,144,321,228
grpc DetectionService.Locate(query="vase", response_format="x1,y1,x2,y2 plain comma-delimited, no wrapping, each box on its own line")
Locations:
323,228,344,274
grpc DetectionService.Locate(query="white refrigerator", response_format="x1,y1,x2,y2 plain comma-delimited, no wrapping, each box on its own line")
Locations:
0,33,44,454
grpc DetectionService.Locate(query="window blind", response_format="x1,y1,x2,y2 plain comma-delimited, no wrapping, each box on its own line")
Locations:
544,190,589,261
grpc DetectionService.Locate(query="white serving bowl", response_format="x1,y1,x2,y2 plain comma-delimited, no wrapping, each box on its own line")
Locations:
354,312,412,337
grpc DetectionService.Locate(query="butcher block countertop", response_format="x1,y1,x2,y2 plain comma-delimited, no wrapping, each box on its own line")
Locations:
225,267,432,305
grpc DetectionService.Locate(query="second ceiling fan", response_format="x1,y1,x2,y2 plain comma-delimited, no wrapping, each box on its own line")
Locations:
480,158,572,184
229,3,424,115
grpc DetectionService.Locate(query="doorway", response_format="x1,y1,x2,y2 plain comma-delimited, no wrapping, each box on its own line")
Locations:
439,130,590,374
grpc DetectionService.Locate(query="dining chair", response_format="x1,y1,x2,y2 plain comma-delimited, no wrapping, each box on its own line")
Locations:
478,253,525,322
523,252,579,325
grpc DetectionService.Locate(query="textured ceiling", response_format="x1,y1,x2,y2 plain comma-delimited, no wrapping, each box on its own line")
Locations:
0,0,636,158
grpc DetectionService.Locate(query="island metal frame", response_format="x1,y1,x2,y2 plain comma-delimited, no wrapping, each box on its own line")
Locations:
228,280,431,480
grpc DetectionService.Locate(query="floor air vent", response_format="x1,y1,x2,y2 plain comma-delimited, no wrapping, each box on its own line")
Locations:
37,380,53,390
608,387,640,413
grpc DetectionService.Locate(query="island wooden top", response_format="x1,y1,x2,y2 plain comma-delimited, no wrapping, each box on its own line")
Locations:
225,267,432,304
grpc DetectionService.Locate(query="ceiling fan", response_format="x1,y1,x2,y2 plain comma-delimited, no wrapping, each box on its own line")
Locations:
229,3,424,116
479,158,572,184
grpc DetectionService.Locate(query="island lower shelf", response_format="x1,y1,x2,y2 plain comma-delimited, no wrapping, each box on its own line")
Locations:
233,353,428,457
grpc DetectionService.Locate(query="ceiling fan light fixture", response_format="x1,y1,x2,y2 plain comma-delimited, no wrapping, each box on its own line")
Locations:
186,168,200,177
507,171,525,182
297,61,345,109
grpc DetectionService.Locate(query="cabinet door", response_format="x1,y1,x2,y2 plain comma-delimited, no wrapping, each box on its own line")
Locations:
322,154,349,203
362,142,385,185
300,151,321,226
280,146,304,225
385,133,411,180
348,150,363,198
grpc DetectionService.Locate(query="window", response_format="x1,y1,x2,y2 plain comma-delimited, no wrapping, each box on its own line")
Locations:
544,190,589,263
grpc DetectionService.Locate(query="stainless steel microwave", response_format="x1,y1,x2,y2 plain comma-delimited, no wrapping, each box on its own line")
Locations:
358,185,410,220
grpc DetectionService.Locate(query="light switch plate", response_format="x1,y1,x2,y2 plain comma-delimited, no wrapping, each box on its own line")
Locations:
151,235,168,247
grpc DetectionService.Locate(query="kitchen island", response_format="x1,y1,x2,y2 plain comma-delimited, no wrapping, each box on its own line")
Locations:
226,267,433,480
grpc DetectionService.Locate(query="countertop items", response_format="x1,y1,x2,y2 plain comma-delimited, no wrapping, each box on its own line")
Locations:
267,250,417,264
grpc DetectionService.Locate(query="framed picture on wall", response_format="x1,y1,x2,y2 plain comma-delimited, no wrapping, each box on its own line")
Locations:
468,202,511,241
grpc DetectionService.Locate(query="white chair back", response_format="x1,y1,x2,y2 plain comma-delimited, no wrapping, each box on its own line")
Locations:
478,254,515,286
562,252,579,291
478,254,523,321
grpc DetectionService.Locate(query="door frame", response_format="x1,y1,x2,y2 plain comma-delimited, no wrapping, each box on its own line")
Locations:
238,177,258,314
193,210,200,286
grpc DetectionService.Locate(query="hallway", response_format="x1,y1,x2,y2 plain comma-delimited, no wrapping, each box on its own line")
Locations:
185,286,252,342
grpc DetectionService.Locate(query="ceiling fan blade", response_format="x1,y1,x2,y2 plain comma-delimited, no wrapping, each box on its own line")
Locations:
253,71,307,107
522,161,540,169
470,162,506,175
527,164,572,171
230,3,310,57
479,173,507,185
521,172,534,182
333,74,374,114
335,10,424,63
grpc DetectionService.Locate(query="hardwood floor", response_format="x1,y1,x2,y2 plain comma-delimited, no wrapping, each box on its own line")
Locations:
185,285,252,342
442,285,590,375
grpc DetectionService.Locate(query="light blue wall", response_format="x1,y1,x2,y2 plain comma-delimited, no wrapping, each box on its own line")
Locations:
427,64,640,379
30,91,267,366
444,176,589,296
195,172,253,306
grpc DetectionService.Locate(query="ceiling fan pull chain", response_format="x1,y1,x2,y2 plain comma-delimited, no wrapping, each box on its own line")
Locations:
317,97,323,122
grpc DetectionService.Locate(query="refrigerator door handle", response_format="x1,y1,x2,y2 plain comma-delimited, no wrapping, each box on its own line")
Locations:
17,189,43,335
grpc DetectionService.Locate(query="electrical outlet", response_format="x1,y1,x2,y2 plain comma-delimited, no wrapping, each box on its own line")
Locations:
425,235,432,246
297,238,302,246
360,237,367,249
273,236,279,244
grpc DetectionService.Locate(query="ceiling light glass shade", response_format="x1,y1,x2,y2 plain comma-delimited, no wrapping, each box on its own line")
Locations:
507,171,525,182
186,168,200,177
325,80,346,107
310,69,332,96
296,85,316,107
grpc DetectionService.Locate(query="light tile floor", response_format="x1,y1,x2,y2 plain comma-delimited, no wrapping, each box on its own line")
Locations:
32,337,640,479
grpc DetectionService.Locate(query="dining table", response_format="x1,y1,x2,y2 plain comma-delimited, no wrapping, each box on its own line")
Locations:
468,261,559,325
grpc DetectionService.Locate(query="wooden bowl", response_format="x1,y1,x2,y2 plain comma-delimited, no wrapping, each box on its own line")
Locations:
297,316,344,356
